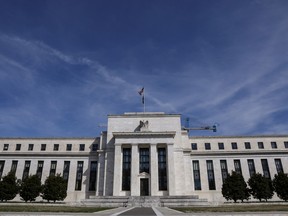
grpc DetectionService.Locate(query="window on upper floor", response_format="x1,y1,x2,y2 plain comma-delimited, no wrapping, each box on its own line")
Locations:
53,144,59,151
0,161,5,179
261,159,271,179
234,159,242,175
79,144,85,151
16,144,21,151
10,160,18,173
205,143,211,150
258,142,264,149
275,159,283,174
50,161,57,176
28,144,34,151
75,161,84,191
66,144,72,151
3,144,9,151
192,160,201,190
41,144,46,151
284,141,288,148
271,142,277,149
247,159,256,177
191,143,197,150
206,160,216,190
245,142,251,149
92,144,98,152
231,142,238,150
218,143,224,150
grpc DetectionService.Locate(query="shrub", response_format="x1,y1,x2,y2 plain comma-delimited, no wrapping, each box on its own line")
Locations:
221,171,250,202
273,172,288,201
0,171,19,202
42,174,67,202
248,173,274,202
19,174,42,202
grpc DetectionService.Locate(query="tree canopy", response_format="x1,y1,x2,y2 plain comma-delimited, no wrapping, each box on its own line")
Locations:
0,171,19,202
19,174,42,202
221,171,250,202
248,173,274,202
273,172,288,201
42,174,67,202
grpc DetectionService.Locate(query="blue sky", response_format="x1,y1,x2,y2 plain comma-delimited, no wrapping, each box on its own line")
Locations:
0,0,288,137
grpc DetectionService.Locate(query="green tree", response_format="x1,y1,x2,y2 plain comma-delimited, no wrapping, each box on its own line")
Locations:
273,172,288,201
42,174,67,202
0,171,19,202
248,173,274,202
221,171,250,203
19,174,42,202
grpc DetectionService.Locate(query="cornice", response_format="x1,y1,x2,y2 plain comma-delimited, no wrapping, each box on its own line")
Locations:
112,131,176,138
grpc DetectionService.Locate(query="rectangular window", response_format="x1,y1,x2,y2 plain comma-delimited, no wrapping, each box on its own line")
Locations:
22,161,31,180
218,143,224,150
122,148,131,191
28,144,34,151
220,160,228,182
92,144,98,152
49,161,57,176
258,142,264,149
3,144,9,151
139,148,150,173
16,144,21,151
66,144,72,151
36,161,44,180
89,161,97,191
206,160,216,190
284,142,288,148
261,159,271,179
205,143,211,150
247,159,256,177
231,142,238,149
191,143,197,150
63,161,70,183
41,144,46,151
271,142,277,149
11,160,18,173
192,160,201,190
53,144,59,151
158,148,167,190
75,161,84,191
79,144,85,151
0,161,5,179
234,160,242,175
245,142,251,149
275,159,283,174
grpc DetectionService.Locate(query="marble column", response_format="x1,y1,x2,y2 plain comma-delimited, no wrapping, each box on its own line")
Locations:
112,144,122,196
167,143,175,195
95,150,105,196
131,144,140,196
150,144,158,196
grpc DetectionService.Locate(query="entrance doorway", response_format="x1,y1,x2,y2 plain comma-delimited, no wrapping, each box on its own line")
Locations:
140,178,149,196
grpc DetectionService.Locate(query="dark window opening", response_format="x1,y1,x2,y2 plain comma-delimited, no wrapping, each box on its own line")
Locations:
158,148,167,190
122,148,131,191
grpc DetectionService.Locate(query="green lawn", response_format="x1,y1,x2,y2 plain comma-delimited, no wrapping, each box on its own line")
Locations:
173,204,288,213
0,205,112,213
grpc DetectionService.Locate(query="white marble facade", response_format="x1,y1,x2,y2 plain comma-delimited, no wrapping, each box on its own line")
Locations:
0,112,288,203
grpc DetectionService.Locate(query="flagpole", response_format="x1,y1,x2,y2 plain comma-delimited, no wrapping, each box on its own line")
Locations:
138,87,145,113
143,90,145,113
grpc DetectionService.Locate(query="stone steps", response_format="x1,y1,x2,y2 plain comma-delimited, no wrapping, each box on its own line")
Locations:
81,195,209,207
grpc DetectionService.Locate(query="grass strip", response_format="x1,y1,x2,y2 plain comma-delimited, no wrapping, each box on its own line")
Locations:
172,204,288,213
0,205,112,213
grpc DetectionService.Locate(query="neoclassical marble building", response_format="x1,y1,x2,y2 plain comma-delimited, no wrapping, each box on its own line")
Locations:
0,112,288,204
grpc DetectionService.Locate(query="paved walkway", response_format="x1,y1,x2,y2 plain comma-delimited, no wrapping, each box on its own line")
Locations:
1,208,288,216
